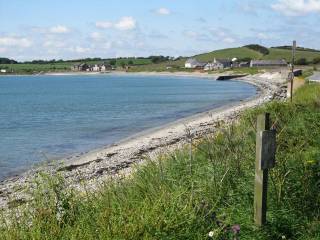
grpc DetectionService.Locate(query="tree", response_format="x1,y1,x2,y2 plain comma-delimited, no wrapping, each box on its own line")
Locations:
244,44,270,55
109,59,116,66
128,60,134,65
120,62,126,69
238,57,252,62
0,58,18,64
295,58,308,65
312,57,320,64
150,55,169,64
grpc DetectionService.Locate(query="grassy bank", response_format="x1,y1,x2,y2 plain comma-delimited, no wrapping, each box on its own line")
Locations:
1,84,320,239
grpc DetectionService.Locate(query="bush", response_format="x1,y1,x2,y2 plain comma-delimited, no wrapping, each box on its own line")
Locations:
244,44,270,55
312,57,320,64
295,58,308,65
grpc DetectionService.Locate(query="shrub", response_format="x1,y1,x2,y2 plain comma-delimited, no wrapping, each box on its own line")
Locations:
312,57,320,64
295,58,308,65
244,44,270,55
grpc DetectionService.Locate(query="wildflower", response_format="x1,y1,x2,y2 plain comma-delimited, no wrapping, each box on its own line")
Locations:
231,224,240,234
281,236,286,239
208,229,219,238
306,160,315,164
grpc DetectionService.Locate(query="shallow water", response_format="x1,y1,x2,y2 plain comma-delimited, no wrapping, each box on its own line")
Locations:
0,74,257,180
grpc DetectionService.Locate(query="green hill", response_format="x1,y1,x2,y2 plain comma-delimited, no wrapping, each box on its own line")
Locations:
195,47,263,62
193,45,320,62
263,48,320,62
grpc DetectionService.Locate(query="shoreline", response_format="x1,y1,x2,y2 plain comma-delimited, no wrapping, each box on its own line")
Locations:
0,70,225,79
0,71,288,209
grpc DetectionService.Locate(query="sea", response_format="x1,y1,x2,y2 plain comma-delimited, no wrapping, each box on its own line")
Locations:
0,74,257,180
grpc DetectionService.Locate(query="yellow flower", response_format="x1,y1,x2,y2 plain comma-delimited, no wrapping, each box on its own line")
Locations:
306,160,315,164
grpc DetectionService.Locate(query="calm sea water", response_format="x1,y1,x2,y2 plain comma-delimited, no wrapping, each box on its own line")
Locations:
0,74,257,180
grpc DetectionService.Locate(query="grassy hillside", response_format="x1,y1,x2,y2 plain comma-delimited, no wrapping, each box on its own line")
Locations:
195,47,263,62
194,46,320,63
1,83,320,239
263,48,320,62
130,45,320,72
2,45,320,74
0,58,152,74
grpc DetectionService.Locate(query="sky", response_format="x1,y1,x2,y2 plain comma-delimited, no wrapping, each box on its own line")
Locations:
1,0,320,61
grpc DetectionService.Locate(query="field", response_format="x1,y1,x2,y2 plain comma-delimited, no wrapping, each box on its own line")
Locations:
1,45,320,74
1,82,319,239
0,58,152,74
195,47,263,62
129,46,320,72
263,48,320,62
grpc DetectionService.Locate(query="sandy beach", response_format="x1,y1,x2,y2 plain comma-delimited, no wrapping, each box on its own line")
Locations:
0,71,288,209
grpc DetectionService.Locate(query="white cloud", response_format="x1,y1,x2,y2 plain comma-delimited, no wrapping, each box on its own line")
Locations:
257,33,272,40
272,0,320,16
223,37,236,43
155,7,171,15
95,21,113,29
114,17,136,30
0,47,7,53
90,32,103,41
95,17,136,31
49,25,70,33
184,30,198,38
0,36,32,48
73,46,90,53
43,40,66,48
183,30,211,42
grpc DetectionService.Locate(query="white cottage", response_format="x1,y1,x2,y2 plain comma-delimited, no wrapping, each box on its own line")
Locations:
185,58,206,69
92,64,100,72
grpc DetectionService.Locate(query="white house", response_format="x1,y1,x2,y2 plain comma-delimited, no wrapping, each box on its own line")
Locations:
0,69,7,73
100,65,106,72
92,64,100,72
204,63,215,71
185,58,206,69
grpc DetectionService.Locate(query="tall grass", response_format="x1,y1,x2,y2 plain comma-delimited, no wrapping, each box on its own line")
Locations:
1,84,320,239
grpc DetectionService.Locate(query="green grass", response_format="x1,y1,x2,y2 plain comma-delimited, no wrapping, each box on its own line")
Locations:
130,46,320,72
1,83,319,239
0,62,72,74
195,47,263,62
0,58,152,74
263,48,320,62
2,46,320,74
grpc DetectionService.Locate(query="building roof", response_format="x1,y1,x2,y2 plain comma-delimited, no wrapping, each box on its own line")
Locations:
251,59,287,65
215,59,232,64
185,58,206,66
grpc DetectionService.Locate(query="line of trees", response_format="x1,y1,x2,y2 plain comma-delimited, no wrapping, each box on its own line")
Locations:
295,57,320,65
244,44,270,55
0,58,17,64
272,46,320,53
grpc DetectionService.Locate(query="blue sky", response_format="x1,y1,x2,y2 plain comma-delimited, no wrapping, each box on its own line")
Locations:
1,0,320,61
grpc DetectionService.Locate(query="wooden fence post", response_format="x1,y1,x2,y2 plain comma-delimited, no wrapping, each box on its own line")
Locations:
254,113,276,226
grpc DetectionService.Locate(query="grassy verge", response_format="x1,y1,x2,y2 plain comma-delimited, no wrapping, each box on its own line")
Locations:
1,84,320,239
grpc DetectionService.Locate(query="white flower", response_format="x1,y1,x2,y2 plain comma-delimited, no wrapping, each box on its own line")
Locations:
208,231,214,238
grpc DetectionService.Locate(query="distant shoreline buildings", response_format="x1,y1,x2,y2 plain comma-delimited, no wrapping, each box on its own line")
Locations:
185,58,288,70
71,62,115,72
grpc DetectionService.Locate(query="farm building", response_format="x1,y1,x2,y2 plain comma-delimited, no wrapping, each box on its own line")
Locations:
250,59,287,67
204,58,232,71
71,63,90,71
239,61,250,67
214,58,232,68
185,58,206,69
